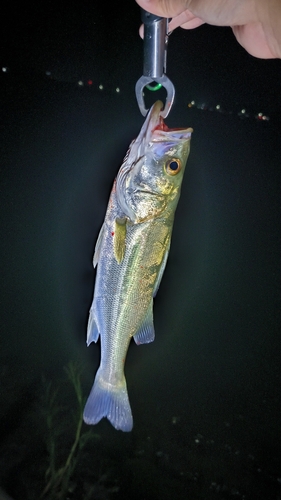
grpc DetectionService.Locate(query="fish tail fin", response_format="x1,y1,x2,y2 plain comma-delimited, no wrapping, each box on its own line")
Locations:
83,368,133,432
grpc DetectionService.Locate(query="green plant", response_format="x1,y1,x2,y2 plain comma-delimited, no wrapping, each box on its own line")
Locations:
40,362,98,500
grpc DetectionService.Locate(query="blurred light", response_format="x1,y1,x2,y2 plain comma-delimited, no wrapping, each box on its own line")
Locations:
45,71,51,76
255,113,269,121
2,67,9,73
187,99,270,123
238,109,249,119
77,80,84,86
87,80,93,86
99,84,103,90
116,87,120,93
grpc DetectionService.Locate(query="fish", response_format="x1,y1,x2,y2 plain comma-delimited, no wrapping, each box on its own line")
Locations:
83,101,192,431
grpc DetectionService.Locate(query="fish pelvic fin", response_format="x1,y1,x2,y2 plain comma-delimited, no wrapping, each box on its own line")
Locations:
83,368,133,432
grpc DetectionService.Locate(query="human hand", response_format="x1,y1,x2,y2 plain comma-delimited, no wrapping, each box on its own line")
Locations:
136,0,281,59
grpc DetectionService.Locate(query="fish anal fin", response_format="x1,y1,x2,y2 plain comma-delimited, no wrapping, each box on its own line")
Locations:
86,310,100,345
153,245,170,297
133,301,155,345
114,217,127,264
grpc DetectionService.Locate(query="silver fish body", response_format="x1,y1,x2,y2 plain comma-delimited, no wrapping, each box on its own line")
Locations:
83,101,192,431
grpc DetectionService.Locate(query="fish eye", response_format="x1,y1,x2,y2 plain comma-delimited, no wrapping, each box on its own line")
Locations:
165,158,181,176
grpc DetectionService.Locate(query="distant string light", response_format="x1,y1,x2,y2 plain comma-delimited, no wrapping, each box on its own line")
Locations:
0,69,272,119
187,100,270,122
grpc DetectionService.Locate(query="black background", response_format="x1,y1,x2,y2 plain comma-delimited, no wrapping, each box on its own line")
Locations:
1,1,280,499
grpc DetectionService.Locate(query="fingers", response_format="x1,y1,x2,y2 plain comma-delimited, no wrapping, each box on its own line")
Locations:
168,11,205,31
136,0,281,58
139,9,204,38
135,0,191,18
135,0,259,27
232,23,277,58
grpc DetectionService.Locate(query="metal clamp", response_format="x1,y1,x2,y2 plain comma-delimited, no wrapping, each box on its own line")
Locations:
135,9,175,118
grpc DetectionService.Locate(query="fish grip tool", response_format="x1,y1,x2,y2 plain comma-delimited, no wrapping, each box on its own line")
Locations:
135,9,175,118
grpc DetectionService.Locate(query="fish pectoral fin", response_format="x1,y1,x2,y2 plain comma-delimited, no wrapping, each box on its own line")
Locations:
113,217,127,264
133,301,155,345
86,309,100,345
93,223,105,268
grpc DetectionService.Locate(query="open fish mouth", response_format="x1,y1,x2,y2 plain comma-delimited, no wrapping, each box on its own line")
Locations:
116,101,192,222
124,100,192,168
145,100,164,135
143,101,193,146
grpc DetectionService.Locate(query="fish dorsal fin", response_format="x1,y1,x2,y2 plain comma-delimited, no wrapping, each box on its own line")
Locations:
114,217,127,264
93,223,105,268
133,301,155,345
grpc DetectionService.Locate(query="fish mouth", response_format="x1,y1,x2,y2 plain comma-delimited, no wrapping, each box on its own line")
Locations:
145,100,164,137
116,101,192,222
130,100,192,159
143,101,193,145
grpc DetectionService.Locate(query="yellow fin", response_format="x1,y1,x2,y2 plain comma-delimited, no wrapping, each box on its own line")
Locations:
114,217,127,264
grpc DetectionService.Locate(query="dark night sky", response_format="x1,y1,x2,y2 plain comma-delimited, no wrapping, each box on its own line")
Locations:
0,1,281,499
